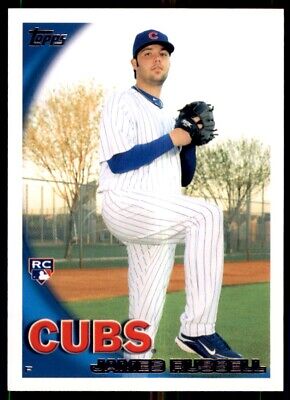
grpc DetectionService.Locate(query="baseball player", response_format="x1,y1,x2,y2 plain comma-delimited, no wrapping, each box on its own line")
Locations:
99,29,242,360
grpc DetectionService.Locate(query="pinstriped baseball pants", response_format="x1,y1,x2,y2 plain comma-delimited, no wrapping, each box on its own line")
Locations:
101,190,224,359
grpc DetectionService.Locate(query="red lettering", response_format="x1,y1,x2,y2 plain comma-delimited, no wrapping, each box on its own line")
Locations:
27,319,152,354
28,319,59,353
123,319,152,354
93,320,122,352
61,320,90,353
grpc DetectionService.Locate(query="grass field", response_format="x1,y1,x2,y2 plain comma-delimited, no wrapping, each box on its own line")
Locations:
63,282,270,368
31,243,270,268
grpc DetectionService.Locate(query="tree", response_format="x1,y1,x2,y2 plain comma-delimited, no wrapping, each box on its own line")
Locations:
23,83,103,258
185,138,270,253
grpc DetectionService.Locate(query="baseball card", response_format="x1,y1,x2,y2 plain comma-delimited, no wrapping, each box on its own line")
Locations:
8,8,284,392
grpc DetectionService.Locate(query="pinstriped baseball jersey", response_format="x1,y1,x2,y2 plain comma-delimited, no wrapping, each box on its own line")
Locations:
99,88,181,194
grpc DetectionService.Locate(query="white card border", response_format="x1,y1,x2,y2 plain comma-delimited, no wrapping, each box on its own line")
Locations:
8,8,284,392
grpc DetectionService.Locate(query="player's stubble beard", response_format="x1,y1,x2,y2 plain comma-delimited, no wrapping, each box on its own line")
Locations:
140,69,169,89
150,71,168,87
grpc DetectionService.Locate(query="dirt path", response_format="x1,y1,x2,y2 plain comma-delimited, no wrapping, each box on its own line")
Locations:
48,260,270,302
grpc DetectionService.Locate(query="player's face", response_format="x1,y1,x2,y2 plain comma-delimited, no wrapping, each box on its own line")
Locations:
133,44,171,86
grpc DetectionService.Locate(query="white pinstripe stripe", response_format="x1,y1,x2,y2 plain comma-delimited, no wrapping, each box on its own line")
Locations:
126,243,176,360
101,190,224,357
140,247,170,313
99,88,180,193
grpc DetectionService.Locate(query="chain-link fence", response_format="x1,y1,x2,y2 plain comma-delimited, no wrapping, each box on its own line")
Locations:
23,177,110,245
23,177,270,266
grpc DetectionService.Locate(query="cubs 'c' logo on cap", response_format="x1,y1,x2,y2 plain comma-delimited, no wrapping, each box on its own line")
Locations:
148,31,158,40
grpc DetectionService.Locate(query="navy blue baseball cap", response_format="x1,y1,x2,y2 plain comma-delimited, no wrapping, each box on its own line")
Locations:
132,29,174,58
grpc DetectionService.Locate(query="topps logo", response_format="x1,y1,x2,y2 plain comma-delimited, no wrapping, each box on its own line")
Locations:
29,27,67,46
28,258,54,285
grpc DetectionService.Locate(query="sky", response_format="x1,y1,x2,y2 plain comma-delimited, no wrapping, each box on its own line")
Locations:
32,8,284,146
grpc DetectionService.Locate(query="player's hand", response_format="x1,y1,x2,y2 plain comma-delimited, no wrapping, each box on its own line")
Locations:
170,128,192,146
175,101,217,146
192,116,203,129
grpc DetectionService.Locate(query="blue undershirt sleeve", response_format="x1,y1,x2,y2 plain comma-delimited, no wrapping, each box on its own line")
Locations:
180,144,196,187
107,134,174,174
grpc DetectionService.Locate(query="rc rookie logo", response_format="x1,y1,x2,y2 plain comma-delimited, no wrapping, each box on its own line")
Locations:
29,27,67,46
28,258,54,285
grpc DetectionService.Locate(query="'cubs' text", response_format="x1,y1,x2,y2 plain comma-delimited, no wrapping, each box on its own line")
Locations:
28,319,152,354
